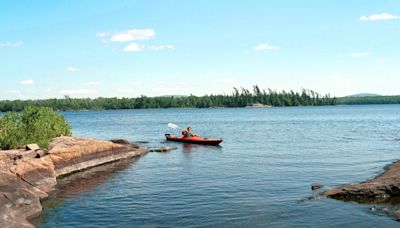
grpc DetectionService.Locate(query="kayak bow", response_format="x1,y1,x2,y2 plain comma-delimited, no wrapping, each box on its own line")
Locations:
165,134,222,146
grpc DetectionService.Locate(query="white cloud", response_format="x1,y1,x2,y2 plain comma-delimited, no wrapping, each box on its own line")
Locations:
123,43,144,52
116,88,134,93
376,58,387,63
84,81,102,86
61,89,96,95
96,32,108,37
149,45,175,51
0,41,23,48
111,29,155,42
20,80,35,85
253,43,280,51
66,66,79,72
350,52,371,58
360,13,400,21
96,29,174,53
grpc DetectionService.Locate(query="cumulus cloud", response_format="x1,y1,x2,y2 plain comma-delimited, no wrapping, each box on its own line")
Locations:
350,52,371,58
20,80,35,85
61,89,96,95
110,29,155,42
149,45,175,51
0,41,23,48
253,43,280,51
360,13,400,21
97,28,175,53
123,43,144,52
66,66,79,72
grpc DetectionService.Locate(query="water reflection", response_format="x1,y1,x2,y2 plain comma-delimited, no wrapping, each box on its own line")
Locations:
30,157,141,226
182,143,223,153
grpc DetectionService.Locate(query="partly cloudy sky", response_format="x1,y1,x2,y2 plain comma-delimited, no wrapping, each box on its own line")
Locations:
0,0,400,99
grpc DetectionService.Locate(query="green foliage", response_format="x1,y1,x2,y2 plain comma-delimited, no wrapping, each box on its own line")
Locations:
337,96,400,105
0,107,71,149
0,86,336,112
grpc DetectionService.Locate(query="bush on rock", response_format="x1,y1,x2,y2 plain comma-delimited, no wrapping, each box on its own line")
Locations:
0,107,71,149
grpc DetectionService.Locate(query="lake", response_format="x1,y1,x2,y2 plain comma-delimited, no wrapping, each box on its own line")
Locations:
33,105,400,227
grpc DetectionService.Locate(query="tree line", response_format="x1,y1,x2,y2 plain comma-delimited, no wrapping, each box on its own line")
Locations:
336,95,400,105
0,86,336,112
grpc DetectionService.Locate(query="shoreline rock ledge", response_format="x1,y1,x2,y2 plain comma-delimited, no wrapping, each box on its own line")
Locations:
0,136,148,228
323,160,400,201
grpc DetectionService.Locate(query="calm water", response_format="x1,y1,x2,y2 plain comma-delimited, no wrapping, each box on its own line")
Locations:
33,105,400,227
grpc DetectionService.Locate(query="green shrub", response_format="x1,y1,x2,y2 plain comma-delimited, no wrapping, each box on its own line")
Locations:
0,107,71,149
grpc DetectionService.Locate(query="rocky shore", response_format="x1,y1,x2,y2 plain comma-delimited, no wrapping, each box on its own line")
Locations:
0,136,148,228
324,160,400,201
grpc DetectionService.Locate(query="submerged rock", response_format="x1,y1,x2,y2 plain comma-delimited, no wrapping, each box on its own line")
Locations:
110,139,130,144
394,209,400,221
110,139,139,148
311,183,323,191
150,146,177,152
134,141,150,144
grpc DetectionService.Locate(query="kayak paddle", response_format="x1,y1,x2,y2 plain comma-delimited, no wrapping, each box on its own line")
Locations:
168,123,183,131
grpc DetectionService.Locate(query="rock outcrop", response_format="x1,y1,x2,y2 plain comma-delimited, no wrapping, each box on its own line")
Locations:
149,146,178,152
0,136,148,228
324,161,400,201
48,137,146,176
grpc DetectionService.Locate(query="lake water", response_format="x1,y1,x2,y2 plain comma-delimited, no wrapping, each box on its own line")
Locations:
33,105,400,227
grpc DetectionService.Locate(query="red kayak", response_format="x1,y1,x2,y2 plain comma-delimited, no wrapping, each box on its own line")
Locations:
165,134,223,146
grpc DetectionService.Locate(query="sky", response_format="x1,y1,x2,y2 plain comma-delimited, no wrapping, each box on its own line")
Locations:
0,0,399,99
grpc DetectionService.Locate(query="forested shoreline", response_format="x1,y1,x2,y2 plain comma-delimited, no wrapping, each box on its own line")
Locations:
0,86,336,112
336,95,400,105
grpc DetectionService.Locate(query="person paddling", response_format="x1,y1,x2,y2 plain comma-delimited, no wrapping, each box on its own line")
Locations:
182,127,197,137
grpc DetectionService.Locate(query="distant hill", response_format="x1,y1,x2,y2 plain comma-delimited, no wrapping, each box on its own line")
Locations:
347,93,381,97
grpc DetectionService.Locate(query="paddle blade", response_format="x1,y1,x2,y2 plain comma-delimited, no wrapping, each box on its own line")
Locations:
168,123,181,130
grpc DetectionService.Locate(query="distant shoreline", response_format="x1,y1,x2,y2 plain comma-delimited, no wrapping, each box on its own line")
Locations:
336,95,400,105
1,103,400,114
0,87,336,112
1,94,399,113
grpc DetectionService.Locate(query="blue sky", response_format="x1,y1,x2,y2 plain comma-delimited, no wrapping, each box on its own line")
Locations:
0,0,399,99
